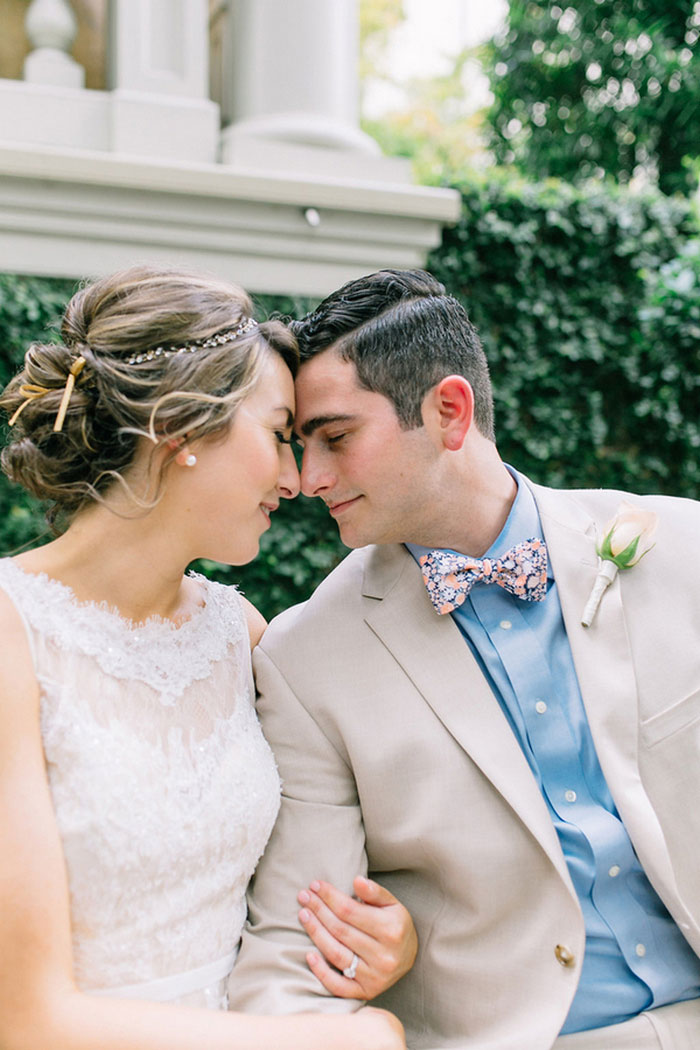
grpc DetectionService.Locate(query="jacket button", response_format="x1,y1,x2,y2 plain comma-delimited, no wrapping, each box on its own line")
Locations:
555,944,576,968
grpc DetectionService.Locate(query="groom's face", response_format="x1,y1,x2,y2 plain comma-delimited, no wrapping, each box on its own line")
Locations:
294,350,437,548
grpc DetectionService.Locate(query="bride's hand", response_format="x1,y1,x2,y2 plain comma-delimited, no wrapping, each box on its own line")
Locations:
297,875,418,999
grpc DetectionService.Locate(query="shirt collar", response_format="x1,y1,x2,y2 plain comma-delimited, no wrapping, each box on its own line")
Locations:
485,465,536,557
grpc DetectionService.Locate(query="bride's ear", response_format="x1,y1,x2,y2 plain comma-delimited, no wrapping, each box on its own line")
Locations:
166,437,197,468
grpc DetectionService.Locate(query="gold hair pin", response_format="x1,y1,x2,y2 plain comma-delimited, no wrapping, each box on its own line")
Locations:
53,356,87,432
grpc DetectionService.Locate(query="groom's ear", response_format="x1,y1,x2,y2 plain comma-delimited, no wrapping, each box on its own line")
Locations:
422,375,474,452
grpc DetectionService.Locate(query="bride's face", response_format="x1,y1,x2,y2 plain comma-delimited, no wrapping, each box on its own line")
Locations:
171,352,299,566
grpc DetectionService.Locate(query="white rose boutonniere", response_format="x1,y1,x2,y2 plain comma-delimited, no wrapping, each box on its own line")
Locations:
581,501,658,627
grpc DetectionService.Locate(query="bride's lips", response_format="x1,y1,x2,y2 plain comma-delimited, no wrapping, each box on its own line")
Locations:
259,503,278,524
327,496,361,517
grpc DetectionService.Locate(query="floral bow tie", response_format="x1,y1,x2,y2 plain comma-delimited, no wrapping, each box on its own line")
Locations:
419,538,548,615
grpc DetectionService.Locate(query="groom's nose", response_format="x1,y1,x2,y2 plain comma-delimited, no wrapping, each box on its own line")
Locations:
300,448,335,499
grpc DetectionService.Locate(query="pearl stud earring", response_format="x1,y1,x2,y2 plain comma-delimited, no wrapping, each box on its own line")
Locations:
185,454,197,467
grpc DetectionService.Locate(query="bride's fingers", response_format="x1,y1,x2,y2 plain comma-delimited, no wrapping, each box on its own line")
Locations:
301,879,397,941
302,879,413,958
305,950,368,999
298,901,371,971
305,942,402,1002
298,884,377,950
299,879,417,992
349,879,417,974
298,878,418,997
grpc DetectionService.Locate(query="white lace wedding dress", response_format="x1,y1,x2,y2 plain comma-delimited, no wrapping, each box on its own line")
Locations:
0,559,281,1010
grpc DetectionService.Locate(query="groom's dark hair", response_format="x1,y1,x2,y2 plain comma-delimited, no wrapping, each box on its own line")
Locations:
290,269,495,441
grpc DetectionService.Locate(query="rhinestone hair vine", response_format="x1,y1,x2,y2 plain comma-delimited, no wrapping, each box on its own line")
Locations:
125,317,259,365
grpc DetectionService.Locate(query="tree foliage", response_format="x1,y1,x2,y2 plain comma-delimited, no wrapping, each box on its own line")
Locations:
359,0,486,183
428,173,700,493
485,0,700,196
359,0,407,88
362,51,487,185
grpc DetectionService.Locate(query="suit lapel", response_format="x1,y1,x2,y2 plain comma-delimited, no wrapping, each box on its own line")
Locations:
531,483,640,785
531,482,680,891
362,542,571,883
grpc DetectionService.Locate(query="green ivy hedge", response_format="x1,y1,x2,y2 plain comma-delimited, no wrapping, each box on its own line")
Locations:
1,173,698,618
428,173,700,495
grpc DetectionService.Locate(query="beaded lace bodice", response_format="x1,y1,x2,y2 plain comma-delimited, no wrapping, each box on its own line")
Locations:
0,559,281,1008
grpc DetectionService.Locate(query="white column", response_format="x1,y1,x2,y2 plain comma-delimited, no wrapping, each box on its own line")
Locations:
107,0,220,162
219,0,410,179
108,0,209,98
23,0,85,88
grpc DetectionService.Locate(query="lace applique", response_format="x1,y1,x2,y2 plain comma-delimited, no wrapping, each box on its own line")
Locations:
41,679,280,992
0,560,242,704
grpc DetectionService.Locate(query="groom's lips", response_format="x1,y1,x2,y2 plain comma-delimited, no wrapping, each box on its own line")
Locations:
327,496,361,517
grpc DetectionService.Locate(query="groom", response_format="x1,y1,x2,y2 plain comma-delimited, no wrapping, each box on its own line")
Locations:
228,270,700,1049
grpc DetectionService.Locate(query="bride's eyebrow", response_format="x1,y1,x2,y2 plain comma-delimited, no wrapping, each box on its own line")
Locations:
273,408,295,427
298,414,356,438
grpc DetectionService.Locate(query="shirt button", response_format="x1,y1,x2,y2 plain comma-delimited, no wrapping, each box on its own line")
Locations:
535,700,547,714
555,944,576,968
635,943,646,957
608,865,621,878
499,620,512,630
564,789,577,803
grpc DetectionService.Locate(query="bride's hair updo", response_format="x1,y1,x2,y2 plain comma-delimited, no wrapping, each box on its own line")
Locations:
0,265,298,527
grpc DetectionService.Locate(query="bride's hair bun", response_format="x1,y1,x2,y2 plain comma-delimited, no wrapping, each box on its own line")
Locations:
1,339,99,509
1,265,298,528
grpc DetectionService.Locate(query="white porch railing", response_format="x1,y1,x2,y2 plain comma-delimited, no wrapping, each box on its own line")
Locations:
0,0,460,295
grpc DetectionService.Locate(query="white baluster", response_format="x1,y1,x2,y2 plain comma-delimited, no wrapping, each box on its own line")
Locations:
23,0,85,88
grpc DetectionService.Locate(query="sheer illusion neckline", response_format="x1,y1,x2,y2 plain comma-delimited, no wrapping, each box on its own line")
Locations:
0,558,243,700
3,557,208,635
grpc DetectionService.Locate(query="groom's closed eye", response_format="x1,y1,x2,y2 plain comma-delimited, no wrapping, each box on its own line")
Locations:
298,414,357,438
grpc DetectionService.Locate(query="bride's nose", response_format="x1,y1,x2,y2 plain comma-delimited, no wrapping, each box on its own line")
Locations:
278,444,300,499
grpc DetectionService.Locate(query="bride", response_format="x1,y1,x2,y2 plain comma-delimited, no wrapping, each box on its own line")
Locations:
0,266,411,1049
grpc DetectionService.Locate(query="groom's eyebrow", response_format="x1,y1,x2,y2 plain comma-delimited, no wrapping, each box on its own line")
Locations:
297,414,356,438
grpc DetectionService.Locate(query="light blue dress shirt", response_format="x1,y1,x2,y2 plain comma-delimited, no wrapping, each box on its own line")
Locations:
407,470,700,1033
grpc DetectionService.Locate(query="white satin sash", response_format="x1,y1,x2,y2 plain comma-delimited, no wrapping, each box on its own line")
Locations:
88,947,238,1003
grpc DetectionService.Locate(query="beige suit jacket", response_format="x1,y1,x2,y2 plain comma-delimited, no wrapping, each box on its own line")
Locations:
228,481,700,1050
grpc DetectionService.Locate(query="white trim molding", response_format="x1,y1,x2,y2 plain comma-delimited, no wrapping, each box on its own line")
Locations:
0,143,460,295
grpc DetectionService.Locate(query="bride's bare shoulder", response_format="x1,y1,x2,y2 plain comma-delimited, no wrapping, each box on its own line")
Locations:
0,584,39,714
239,595,267,650
0,584,29,648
